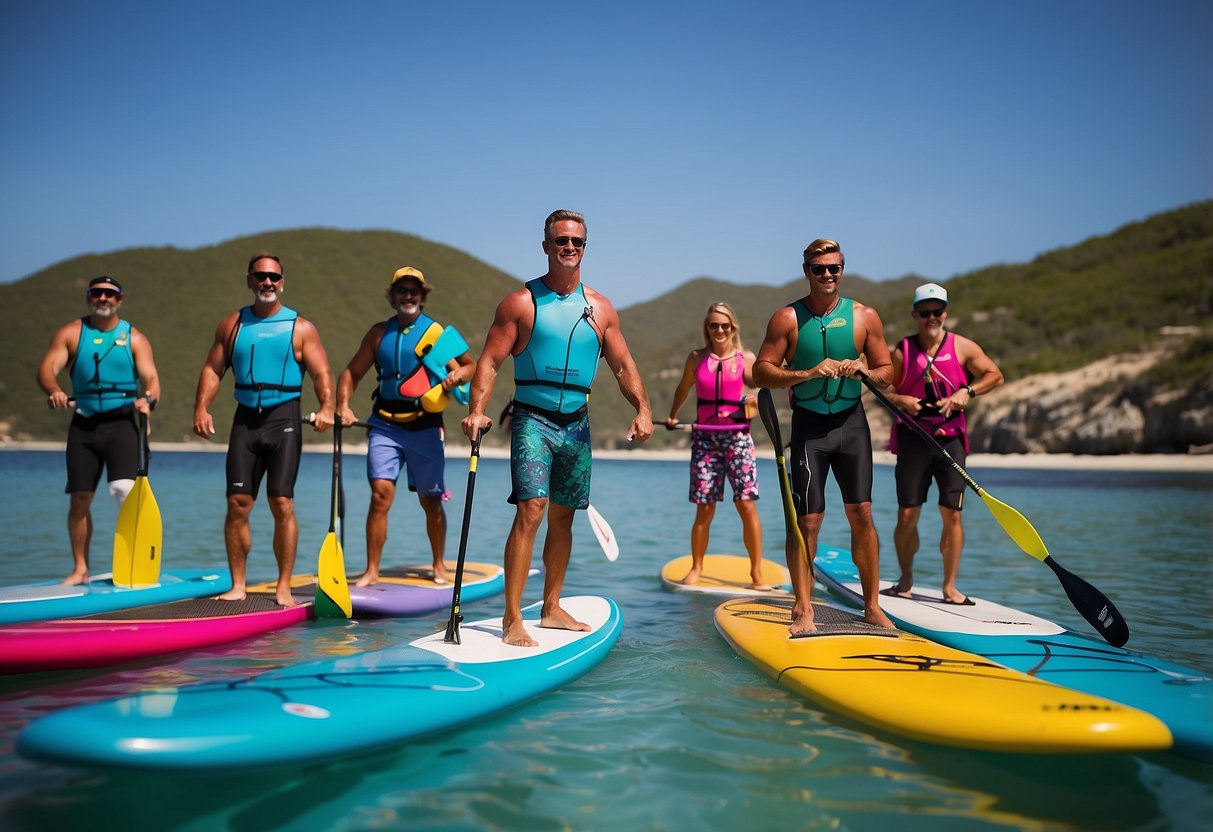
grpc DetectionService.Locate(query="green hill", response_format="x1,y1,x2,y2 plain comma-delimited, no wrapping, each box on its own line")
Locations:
3,202,1211,450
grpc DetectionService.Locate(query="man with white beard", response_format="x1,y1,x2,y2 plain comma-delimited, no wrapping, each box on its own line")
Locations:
37,275,161,585
192,253,335,607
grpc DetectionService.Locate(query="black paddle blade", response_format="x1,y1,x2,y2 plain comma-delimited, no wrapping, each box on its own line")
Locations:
757,388,783,450
1045,556,1130,647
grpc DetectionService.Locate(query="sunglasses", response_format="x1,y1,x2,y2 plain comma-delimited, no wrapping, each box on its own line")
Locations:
707,322,733,331
392,284,423,296
916,307,946,318
808,263,843,276
87,288,121,299
550,236,585,248
252,271,284,283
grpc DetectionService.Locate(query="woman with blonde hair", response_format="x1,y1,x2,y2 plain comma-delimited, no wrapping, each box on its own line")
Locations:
665,302,765,588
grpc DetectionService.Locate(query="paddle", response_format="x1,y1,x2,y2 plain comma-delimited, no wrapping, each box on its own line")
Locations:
585,504,619,561
663,422,691,431
314,418,352,618
112,410,162,587
445,427,486,644
756,389,809,563
858,373,1129,647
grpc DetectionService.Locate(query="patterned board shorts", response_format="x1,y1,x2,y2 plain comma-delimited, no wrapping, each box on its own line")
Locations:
689,428,759,504
510,405,593,508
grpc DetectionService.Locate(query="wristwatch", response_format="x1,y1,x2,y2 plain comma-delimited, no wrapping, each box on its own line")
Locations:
964,385,976,398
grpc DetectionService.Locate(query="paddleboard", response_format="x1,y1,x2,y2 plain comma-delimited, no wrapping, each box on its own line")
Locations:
255,562,510,617
660,554,791,597
0,569,231,625
0,593,311,674
18,595,622,771
714,595,1171,754
813,545,1213,761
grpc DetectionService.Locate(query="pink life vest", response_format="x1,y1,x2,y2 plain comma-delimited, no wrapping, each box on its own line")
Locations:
889,333,969,453
695,350,748,431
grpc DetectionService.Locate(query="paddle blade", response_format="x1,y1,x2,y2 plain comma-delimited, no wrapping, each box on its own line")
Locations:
1045,556,1130,647
112,476,162,587
314,532,352,618
586,504,619,562
977,489,1050,562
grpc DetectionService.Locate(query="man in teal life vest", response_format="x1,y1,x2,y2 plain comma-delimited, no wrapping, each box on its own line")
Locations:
336,266,475,587
192,253,335,607
463,209,654,647
754,238,896,634
37,276,161,585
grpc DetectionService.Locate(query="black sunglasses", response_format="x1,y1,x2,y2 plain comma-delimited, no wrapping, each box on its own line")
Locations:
808,263,842,276
916,307,946,318
392,284,423,296
252,271,283,283
87,288,121,299
550,236,585,248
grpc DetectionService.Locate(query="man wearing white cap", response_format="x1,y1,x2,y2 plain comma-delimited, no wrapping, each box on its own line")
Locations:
37,276,161,584
880,282,1004,605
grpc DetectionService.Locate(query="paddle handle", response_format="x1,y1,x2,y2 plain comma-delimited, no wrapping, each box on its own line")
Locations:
445,427,487,644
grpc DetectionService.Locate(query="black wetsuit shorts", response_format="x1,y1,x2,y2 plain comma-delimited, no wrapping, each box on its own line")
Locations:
64,406,139,493
225,399,303,499
789,402,874,515
894,425,966,511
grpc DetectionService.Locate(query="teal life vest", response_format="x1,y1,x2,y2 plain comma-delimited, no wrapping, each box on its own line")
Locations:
789,297,862,414
70,318,138,417
513,278,602,414
230,306,303,410
372,314,441,423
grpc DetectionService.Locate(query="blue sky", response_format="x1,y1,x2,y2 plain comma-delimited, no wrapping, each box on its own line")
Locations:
2,0,1210,307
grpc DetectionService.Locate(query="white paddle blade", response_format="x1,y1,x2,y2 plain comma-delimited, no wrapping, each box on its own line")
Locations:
586,504,619,562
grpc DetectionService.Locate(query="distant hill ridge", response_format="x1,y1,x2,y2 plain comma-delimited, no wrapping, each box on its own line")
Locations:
2,202,1210,452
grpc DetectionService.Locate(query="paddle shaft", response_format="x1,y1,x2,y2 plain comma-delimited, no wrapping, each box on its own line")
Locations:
756,389,809,562
445,428,486,644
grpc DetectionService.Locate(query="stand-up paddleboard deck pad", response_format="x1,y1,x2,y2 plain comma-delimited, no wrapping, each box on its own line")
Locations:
0,593,310,673
660,554,791,597
812,545,1213,761
714,596,1171,754
18,595,622,771
0,569,232,625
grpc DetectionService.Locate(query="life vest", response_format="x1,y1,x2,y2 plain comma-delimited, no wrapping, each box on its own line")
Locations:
694,350,749,431
70,318,138,417
789,298,861,414
513,278,602,414
889,332,970,453
372,314,442,423
230,306,303,411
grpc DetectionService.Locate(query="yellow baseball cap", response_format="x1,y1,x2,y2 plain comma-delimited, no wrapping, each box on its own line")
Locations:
390,266,426,289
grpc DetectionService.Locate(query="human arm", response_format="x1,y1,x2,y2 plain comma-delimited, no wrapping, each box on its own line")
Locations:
440,350,476,392
129,327,160,418
461,292,525,440
36,320,81,409
296,318,334,431
752,307,816,389
192,314,237,439
937,335,1005,417
592,290,652,442
665,351,698,428
852,303,894,387
336,324,383,427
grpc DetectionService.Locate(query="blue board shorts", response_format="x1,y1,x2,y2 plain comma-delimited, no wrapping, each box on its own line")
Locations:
510,404,592,508
366,416,446,496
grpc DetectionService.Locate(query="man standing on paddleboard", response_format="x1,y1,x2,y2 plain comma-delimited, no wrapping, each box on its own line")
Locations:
336,266,475,588
37,276,161,585
192,253,335,607
878,283,1004,605
463,209,653,647
753,238,896,633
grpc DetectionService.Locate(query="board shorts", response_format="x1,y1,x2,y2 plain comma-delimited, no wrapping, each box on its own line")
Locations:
689,428,759,504
789,402,873,515
509,403,592,509
366,415,446,497
894,425,966,511
65,406,139,493
226,399,303,499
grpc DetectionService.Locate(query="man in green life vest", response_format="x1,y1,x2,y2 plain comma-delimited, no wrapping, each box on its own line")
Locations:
463,209,654,647
336,266,475,588
192,253,335,607
754,238,896,634
37,276,161,585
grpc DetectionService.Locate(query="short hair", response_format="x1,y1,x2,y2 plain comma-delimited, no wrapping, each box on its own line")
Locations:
544,210,587,240
803,238,843,266
701,302,744,352
247,252,282,273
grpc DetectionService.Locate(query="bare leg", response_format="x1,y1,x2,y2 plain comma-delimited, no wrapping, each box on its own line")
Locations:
846,502,894,628
419,494,448,584
63,492,94,585
888,504,922,596
680,502,716,584
217,493,254,601
938,505,966,603
786,512,821,635
501,498,545,646
735,499,767,589
357,479,395,587
266,495,298,607
539,503,590,633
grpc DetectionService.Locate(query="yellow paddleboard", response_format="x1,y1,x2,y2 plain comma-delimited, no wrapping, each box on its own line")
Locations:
714,596,1172,754
660,554,790,597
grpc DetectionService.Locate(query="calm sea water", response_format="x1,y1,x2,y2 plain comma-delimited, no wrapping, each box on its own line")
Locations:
0,448,1210,832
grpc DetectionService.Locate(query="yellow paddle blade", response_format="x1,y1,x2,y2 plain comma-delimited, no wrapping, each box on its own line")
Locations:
420,384,450,413
113,476,162,587
978,488,1051,562
314,532,352,618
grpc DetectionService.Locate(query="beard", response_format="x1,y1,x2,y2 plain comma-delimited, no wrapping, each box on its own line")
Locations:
256,288,280,304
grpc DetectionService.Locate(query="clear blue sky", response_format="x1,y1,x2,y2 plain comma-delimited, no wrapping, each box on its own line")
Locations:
2,0,1210,307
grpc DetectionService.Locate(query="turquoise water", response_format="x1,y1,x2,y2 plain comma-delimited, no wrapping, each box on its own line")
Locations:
0,448,1210,831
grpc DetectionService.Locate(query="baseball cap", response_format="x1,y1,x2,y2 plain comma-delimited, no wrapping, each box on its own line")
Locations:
912,283,947,307
390,266,427,289
87,276,123,296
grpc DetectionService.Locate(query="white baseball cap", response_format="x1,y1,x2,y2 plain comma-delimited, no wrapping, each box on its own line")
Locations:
913,283,948,307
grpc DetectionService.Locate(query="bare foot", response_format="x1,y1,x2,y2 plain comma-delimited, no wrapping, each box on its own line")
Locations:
60,568,89,586
276,591,299,608
864,605,896,629
789,608,817,636
879,582,913,598
678,567,702,586
540,604,591,633
502,617,538,647
353,570,378,588
215,588,247,602
751,570,772,591
431,563,450,585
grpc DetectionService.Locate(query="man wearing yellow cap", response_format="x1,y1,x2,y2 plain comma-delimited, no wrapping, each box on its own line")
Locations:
337,266,475,586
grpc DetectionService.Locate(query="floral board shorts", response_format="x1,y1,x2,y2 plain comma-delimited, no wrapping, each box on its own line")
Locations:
510,404,592,509
689,428,759,504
